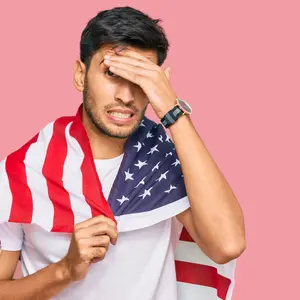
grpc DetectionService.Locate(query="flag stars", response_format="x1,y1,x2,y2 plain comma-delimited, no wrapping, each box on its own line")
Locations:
139,187,153,199
140,120,146,127
124,169,134,181
152,161,161,172
117,195,129,205
165,152,173,158
156,170,169,182
166,135,171,143
147,144,159,155
134,160,148,169
158,135,164,143
135,176,147,188
172,159,180,167
146,132,154,138
133,142,142,152
165,185,177,194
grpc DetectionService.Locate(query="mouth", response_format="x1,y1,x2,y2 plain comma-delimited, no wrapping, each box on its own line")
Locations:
108,111,134,119
106,109,136,124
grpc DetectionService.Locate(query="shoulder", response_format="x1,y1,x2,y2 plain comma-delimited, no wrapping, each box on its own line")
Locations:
0,222,24,251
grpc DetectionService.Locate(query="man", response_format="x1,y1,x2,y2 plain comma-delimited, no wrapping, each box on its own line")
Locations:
0,6,246,300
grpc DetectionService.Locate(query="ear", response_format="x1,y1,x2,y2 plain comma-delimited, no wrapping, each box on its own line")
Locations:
164,67,171,81
73,60,86,92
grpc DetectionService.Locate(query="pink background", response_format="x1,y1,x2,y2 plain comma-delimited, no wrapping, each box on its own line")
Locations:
0,1,299,299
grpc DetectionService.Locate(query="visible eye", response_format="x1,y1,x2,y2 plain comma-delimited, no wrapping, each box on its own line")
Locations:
105,69,118,78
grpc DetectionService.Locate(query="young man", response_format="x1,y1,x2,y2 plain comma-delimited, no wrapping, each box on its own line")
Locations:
0,6,246,300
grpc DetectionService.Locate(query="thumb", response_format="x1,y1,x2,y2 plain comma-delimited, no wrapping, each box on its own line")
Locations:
164,67,171,80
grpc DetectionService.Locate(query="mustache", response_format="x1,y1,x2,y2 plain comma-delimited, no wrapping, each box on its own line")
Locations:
104,103,139,113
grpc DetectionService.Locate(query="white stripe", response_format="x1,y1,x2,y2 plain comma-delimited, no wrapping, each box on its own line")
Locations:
116,196,190,232
175,240,236,279
0,158,13,222
225,279,235,300
24,122,55,231
177,282,222,300
63,122,92,225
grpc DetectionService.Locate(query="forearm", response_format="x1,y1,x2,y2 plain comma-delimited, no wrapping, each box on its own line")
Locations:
170,115,246,257
0,259,72,300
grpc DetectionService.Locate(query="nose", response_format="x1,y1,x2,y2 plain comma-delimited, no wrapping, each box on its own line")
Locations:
115,81,135,105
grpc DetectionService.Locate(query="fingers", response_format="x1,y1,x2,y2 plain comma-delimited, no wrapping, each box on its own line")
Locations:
113,47,152,63
104,58,163,85
73,230,115,263
68,216,118,271
81,235,111,248
104,54,158,71
75,215,117,230
74,215,118,245
107,64,145,86
91,257,104,264
86,236,111,261
87,223,118,245
87,246,108,262
105,60,148,75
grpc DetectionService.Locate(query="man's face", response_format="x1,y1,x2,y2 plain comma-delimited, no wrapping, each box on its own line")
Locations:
79,45,158,139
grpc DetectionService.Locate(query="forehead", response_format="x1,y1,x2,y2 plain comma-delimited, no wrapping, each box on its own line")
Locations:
93,44,158,64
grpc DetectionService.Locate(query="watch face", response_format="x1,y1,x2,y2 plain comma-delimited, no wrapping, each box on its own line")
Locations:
178,99,192,114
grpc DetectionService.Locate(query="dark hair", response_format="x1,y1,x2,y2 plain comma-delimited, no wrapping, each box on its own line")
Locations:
80,6,169,70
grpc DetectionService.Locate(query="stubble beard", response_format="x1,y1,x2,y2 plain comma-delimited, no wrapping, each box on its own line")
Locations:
83,83,146,139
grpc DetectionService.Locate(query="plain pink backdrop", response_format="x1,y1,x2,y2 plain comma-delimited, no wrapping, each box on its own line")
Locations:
0,1,299,299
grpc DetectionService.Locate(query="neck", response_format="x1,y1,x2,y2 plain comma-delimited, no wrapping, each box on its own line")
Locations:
82,107,127,160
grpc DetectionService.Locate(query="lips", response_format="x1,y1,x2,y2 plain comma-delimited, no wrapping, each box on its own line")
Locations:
106,108,136,124
108,111,133,119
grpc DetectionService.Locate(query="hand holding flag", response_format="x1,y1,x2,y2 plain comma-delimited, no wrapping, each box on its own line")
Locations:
61,215,118,282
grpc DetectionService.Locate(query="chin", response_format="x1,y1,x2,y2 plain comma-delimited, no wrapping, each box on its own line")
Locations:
86,105,145,139
97,122,141,139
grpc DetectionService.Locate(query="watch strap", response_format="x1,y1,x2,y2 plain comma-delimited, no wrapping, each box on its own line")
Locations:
160,105,184,128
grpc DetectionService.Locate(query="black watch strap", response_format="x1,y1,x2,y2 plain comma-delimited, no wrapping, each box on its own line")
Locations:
160,105,184,128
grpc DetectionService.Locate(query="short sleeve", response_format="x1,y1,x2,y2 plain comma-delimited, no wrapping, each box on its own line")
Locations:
0,222,24,251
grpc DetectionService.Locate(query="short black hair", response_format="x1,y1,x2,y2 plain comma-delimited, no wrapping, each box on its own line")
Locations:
80,6,169,69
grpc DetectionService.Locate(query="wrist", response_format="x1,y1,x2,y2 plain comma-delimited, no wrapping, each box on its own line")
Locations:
160,98,193,129
54,258,73,284
156,102,176,119
168,113,191,133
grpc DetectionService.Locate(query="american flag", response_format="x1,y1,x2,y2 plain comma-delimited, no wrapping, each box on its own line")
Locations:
0,105,236,299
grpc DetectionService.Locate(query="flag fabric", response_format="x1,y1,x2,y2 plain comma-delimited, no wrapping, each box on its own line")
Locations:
0,104,236,299
176,228,236,299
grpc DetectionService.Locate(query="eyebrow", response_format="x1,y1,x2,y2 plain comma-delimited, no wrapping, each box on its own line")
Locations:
98,59,106,68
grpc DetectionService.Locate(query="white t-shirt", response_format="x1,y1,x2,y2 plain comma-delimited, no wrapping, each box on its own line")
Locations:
0,154,186,300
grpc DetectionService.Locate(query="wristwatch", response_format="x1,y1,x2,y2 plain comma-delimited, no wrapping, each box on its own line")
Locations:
160,98,192,128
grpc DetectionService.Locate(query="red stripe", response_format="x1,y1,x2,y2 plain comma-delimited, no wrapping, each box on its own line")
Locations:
179,227,195,242
69,107,115,221
6,134,39,223
42,117,75,232
175,260,231,300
